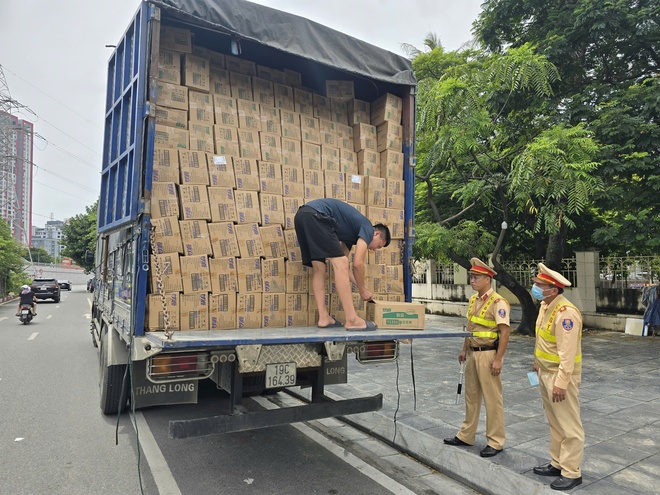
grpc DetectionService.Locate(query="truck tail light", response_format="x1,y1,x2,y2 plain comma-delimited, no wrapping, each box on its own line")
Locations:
147,352,214,382
356,340,399,364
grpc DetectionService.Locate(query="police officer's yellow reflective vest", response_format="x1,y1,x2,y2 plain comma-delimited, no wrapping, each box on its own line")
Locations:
535,300,582,370
467,293,500,339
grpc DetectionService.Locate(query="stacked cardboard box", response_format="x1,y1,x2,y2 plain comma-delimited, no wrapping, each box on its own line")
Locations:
146,26,418,332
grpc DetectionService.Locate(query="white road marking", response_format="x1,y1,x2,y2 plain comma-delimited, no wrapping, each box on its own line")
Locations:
87,298,92,310
27,333,38,341
132,412,182,495
46,315,52,320
84,313,91,319
252,396,418,495
55,305,60,309
15,438,24,442
0,317,7,322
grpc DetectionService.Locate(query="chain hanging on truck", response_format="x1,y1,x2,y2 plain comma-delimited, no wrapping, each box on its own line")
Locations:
149,226,174,340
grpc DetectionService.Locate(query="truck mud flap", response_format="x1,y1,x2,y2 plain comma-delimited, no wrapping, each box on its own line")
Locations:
169,393,383,438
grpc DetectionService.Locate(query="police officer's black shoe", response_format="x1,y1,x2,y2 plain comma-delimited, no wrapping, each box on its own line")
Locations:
550,476,582,491
533,464,562,476
479,445,502,457
443,436,470,446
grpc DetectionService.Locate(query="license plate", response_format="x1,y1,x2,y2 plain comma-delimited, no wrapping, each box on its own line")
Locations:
265,362,296,388
40,286,48,290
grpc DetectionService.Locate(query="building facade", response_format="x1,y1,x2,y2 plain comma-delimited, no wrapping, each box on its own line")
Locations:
31,220,65,261
0,111,34,245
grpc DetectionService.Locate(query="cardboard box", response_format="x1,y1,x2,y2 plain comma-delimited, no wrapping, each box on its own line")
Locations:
303,169,325,200
324,171,346,201
261,258,286,293
209,293,236,330
353,123,377,152
160,26,192,53
179,150,209,185
261,106,282,135
371,93,403,127
388,208,405,239
282,166,305,198
377,121,403,152
281,139,302,167
178,184,211,220
158,48,181,72
388,294,405,303
386,179,405,209
150,252,183,293
189,132,213,154
153,147,181,183
301,115,321,144
234,190,261,224
313,94,332,121
208,221,241,258
331,99,349,125
151,216,183,254
367,206,388,225
209,68,231,96
209,257,238,294
348,99,370,126
262,293,286,328
230,71,253,101
357,150,380,177
259,193,285,226
260,132,282,163
325,81,354,101
188,90,213,108
286,293,308,327
381,150,404,179
237,129,261,160
366,263,387,294
370,239,403,266
180,255,211,294
283,197,303,230
386,265,404,294
237,293,262,329
155,124,188,150
158,65,181,85
156,81,189,111
225,55,257,76
237,99,261,131
364,176,387,207
320,131,336,148
308,293,330,326
258,65,286,84
236,258,263,293
182,54,210,93
208,154,235,187
235,223,265,258
275,83,295,111
233,157,260,191
151,182,180,219
284,229,302,262
253,76,275,107
260,224,286,258
345,174,365,205
192,46,225,69
207,187,238,223
258,161,283,195
366,301,425,330
179,220,212,257
340,149,356,175
294,88,314,116
302,142,321,170
284,69,302,87
213,95,239,127
286,261,309,293
321,146,341,172
155,107,188,129
180,293,209,331
147,293,180,331
213,125,240,156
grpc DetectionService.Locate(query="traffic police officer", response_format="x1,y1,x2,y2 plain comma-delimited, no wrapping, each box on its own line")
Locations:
531,263,584,491
444,258,510,457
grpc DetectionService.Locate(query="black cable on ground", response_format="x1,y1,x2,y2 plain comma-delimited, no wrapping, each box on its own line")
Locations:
410,340,417,411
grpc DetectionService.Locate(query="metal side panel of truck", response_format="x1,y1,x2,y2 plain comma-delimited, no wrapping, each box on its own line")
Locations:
90,0,464,436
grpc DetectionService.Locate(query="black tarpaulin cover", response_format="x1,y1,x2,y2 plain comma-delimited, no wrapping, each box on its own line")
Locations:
151,0,416,86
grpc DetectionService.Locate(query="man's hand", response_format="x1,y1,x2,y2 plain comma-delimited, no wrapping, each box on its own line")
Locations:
533,363,539,372
359,287,373,301
490,357,502,376
458,350,467,364
552,386,566,402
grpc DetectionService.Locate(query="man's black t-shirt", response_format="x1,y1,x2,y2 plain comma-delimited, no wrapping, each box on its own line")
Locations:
305,198,374,250
19,290,35,305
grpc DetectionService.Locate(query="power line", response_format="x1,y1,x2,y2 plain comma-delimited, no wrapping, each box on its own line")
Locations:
33,163,98,193
34,180,97,203
34,132,100,171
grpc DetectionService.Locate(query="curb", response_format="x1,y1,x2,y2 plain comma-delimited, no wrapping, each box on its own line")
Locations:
325,390,555,495
0,296,17,305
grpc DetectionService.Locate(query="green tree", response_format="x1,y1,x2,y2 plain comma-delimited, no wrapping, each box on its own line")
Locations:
61,200,98,272
412,43,601,333
0,219,29,296
475,0,660,254
22,246,54,265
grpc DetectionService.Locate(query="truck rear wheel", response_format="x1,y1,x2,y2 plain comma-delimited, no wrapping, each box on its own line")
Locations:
99,326,128,415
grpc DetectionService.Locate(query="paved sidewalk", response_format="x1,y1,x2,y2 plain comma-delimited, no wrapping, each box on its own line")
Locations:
327,314,660,495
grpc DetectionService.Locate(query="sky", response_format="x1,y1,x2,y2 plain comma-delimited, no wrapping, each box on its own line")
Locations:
0,0,483,230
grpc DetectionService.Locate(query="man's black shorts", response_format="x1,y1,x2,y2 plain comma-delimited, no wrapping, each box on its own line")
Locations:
294,205,345,267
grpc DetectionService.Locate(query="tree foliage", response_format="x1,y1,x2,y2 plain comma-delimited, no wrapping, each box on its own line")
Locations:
0,219,29,296
22,247,54,265
61,200,98,272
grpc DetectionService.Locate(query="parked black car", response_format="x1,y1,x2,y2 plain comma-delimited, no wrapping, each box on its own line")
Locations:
58,280,72,291
30,278,61,302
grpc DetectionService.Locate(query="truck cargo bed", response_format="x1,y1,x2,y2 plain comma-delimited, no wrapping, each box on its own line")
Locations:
144,326,466,349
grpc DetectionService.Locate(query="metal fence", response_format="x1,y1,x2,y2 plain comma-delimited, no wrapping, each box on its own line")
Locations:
500,258,577,287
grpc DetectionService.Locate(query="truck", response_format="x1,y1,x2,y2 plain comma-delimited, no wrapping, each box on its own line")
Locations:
90,0,463,437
